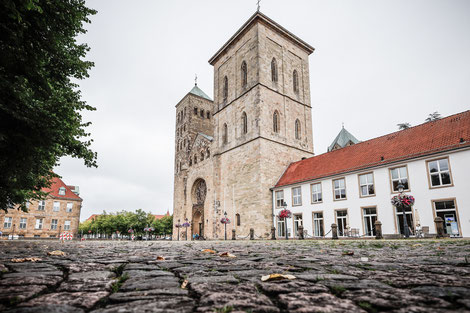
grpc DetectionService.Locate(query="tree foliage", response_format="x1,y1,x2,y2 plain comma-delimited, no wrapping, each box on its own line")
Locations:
397,123,411,130
79,210,173,237
0,0,97,212
425,111,441,122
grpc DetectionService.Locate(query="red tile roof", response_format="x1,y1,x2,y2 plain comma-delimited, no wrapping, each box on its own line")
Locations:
43,176,82,200
275,110,470,188
86,214,100,221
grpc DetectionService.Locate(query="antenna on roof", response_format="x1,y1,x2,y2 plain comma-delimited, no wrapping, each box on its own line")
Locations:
342,122,344,128
257,0,261,12
194,74,198,86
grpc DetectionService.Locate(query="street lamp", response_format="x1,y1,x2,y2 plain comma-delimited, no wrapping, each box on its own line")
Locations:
182,218,191,241
221,211,230,240
175,219,181,241
397,181,410,238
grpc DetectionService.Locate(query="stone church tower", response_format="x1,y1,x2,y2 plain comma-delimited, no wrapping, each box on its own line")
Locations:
173,11,314,239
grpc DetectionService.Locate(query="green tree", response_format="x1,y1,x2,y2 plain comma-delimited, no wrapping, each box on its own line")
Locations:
397,123,411,130
425,111,441,122
0,0,97,212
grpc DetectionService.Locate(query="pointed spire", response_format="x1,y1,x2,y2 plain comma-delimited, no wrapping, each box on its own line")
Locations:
194,74,198,86
257,0,261,12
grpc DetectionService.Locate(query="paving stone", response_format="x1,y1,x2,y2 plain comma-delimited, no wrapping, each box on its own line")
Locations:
120,276,180,291
109,288,189,302
19,291,109,309
0,284,47,305
4,305,85,313
90,298,194,313
278,292,365,312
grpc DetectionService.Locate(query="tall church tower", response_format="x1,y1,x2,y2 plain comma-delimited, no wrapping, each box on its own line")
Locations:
209,11,315,237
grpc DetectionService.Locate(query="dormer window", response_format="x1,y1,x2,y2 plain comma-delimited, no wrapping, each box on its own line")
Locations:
59,187,66,196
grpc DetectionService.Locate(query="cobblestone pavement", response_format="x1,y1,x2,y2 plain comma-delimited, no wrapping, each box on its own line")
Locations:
0,239,470,313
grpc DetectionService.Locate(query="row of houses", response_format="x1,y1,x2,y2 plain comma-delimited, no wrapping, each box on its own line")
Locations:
272,111,470,238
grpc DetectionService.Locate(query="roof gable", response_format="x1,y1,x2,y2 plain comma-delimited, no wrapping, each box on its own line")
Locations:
189,85,212,101
43,176,82,200
276,110,470,188
328,127,360,151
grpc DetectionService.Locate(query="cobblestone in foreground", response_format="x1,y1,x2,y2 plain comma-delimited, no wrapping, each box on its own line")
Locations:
0,239,469,312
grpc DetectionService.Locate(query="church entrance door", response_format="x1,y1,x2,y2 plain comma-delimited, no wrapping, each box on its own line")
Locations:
191,179,206,239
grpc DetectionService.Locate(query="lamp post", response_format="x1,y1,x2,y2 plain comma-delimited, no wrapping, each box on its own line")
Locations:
397,182,411,238
277,201,290,240
182,218,191,241
220,211,230,240
175,219,181,241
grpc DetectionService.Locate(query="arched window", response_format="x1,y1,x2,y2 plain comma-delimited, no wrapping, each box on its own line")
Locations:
273,111,280,133
200,109,204,118
207,111,211,119
206,148,210,158
271,58,278,82
293,70,299,93
223,76,228,102
184,140,186,148
295,119,301,140
184,107,186,117
179,162,182,172
194,155,197,164
200,151,204,161
194,107,198,115
241,112,248,134
189,158,192,166
223,123,228,144
241,61,247,88
236,213,241,226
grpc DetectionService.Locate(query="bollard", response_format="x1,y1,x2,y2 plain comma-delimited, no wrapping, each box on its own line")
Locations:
434,216,445,238
249,228,254,240
331,223,338,240
374,220,383,239
298,225,304,240
271,226,276,240
232,229,236,240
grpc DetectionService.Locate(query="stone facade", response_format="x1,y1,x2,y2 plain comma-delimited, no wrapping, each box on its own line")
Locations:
173,12,315,239
0,177,82,238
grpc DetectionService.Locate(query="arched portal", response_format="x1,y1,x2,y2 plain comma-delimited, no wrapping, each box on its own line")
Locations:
191,178,206,238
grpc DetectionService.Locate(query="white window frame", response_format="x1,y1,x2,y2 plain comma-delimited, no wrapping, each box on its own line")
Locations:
390,166,410,192
4,217,12,229
51,219,58,230
35,218,43,230
58,187,66,196
313,212,324,237
277,218,285,237
362,207,377,236
38,200,45,211
333,178,347,200
292,186,302,206
310,183,322,203
275,190,284,208
427,158,452,188
359,173,375,197
66,202,73,213
64,220,71,231
19,218,27,229
53,201,60,212
293,214,303,237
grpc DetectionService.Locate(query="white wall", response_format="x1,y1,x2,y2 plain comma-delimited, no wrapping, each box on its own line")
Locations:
272,148,470,238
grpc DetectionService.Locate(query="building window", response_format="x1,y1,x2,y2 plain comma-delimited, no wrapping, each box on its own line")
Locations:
194,107,198,115
241,61,247,88
395,206,413,236
241,112,248,134
200,109,204,118
207,111,211,119
273,111,280,133
295,119,301,140
194,155,197,164
236,213,241,226
390,166,409,192
292,186,302,206
293,69,299,93
359,173,375,197
53,201,60,212
206,148,210,158
277,218,285,237
184,107,186,117
64,220,71,231
311,183,322,203
427,158,452,187
35,218,43,230
223,76,228,102
19,218,27,229
363,207,377,236
223,123,228,144
200,151,204,161
313,212,324,237
271,58,278,82
58,187,66,196
434,199,460,236
293,214,303,237
38,200,45,211
336,210,348,236
51,219,58,230
275,190,284,208
3,217,12,228
189,158,192,166
333,178,346,200
66,202,73,213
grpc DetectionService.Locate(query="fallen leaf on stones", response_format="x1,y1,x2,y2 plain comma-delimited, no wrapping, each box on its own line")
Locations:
412,244,422,247
78,245,85,248
437,246,443,250
202,249,216,254
156,256,165,260
342,251,354,256
11,257,42,263
360,257,369,262
219,252,236,258
48,250,66,256
181,279,188,289
261,273,296,282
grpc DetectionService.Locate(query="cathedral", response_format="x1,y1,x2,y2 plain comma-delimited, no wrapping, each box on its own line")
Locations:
173,11,315,239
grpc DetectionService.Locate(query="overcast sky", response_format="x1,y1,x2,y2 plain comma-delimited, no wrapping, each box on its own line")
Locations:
55,0,470,221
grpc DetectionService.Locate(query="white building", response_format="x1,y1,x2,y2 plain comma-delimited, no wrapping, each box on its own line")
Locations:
272,111,470,238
